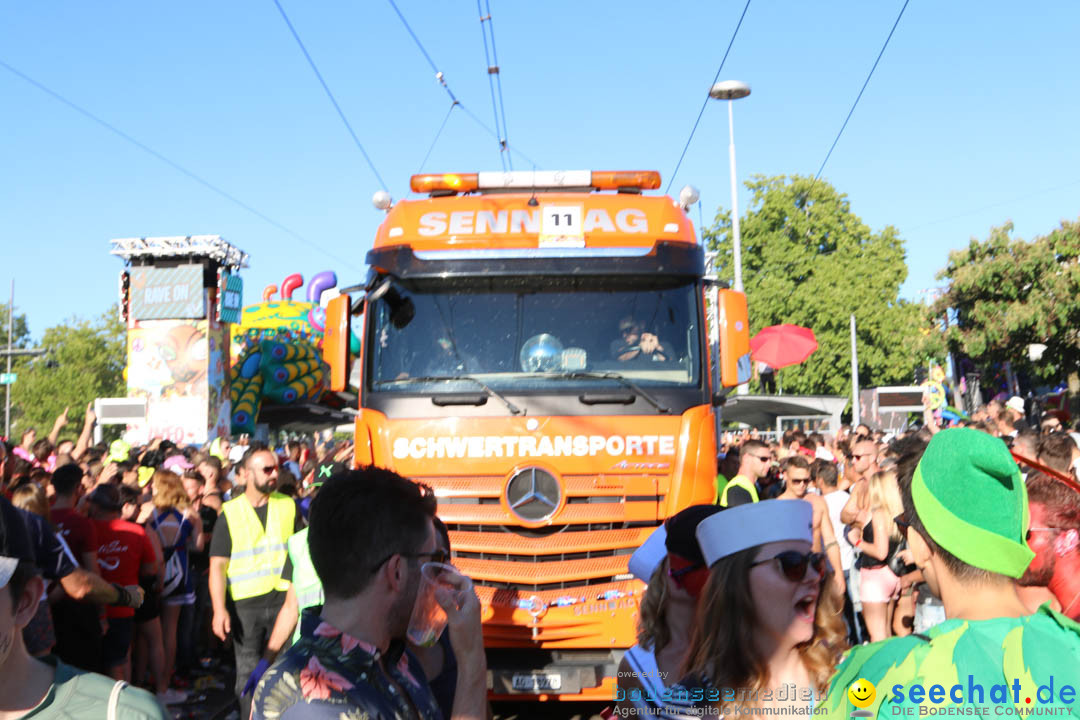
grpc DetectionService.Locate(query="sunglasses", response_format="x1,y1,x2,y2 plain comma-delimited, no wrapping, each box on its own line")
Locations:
788,477,810,486
254,465,277,476
751,550,826,582
752,455,772,463
668,561,704,581
894,513,911,534
370,548,450,573
851,453,873,460
667,556,710,597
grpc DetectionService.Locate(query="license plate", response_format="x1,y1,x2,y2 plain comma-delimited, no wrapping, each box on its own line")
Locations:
511,672,563,692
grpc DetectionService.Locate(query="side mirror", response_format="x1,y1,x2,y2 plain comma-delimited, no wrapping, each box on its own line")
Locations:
718,289,752,388
323,294,352,392
368,277,415,329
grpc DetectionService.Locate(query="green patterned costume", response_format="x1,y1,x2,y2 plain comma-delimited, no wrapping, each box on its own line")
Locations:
820,604,1080,720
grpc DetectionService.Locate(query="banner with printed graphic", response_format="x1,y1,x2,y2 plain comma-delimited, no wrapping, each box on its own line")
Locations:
130,264,205,320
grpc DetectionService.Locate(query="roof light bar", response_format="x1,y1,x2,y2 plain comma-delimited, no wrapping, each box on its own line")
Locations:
410,173,479,194
409,170,662,194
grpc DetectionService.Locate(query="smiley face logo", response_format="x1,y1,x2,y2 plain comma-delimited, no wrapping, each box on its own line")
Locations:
848,678,876,708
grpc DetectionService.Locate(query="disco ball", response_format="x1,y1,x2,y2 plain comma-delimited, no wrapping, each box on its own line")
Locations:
519,334,564,373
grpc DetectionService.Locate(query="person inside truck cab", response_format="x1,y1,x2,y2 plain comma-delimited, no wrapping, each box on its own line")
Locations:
610,316,673,363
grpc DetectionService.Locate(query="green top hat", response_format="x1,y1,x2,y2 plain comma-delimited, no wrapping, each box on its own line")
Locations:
912,427,1034,578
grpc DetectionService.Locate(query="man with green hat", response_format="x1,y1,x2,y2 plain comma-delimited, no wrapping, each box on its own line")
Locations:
821,428,1080,719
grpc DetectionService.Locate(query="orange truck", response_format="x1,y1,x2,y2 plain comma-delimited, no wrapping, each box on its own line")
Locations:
323,170,750,702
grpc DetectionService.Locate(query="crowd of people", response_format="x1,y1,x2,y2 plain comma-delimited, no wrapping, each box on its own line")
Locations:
615,396,1080,718
4,392,1080,719
0,407,358,718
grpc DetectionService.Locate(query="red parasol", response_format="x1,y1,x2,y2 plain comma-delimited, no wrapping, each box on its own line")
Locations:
750,324,818,369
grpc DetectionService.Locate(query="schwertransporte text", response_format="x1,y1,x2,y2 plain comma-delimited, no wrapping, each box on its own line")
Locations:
391,434,677,460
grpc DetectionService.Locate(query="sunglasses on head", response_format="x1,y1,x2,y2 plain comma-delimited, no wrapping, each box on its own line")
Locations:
751,550,826,582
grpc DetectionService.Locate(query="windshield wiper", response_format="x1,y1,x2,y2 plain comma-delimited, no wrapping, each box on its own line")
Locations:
375,375,522,415
530,371,671,414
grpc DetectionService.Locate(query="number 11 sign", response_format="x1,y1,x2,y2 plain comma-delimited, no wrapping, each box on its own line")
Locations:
539,204,585,248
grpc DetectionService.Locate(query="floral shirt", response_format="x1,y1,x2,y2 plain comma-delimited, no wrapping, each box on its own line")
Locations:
253,610,443,720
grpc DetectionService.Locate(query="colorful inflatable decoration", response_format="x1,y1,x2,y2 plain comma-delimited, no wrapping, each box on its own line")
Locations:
922,365,947,411
228,271,358,435
921,363,969,426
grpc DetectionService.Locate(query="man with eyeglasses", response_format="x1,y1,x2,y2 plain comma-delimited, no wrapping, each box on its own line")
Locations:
252,467,487,720
839,438,879,527
716,440,770,507
611,315,672,363
1016,471,1080,620
1040,413,1064,434
778,456,846,603
209,443,303,719
820,428,1080,720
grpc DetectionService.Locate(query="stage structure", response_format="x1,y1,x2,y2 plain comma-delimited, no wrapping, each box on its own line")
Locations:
112,235,247,445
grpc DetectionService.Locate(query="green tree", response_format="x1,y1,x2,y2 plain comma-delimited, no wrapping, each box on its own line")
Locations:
705,174,942,396
934,220,1080,381
0,303,31,349
10,307,126,439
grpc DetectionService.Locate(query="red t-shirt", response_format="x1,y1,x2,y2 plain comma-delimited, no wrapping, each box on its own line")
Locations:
94,518,155,619
51,508,99,563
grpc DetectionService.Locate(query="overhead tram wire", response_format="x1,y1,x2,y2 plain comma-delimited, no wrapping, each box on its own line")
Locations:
413,101,460,184
458,104,540,170
271,0,389,192
478,0,511,171
386,0,539,172
806,0,911,199
0,58,362,272
664,0,752,195
486,0,512,171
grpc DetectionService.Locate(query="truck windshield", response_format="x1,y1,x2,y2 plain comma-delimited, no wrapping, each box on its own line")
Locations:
369,276,701,392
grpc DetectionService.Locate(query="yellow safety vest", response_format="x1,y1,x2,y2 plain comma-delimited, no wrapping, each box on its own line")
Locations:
287,527,324,644
222,493,296,601
718,474,760,507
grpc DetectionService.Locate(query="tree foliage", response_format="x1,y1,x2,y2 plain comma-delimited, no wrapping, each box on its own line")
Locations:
934,220,1080,379
10,308,126,440
0,303,31,350
705,174,942,396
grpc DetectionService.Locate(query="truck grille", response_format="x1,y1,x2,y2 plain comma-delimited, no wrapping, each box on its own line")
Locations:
419,473,667,593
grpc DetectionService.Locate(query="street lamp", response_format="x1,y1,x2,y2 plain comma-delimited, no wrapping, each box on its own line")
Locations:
709,80,751,293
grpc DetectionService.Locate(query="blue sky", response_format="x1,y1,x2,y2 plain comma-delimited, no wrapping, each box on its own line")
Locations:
2,1,1077,335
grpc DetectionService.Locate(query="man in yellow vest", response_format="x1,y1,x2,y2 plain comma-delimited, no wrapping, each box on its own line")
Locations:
208,444,301,719
716,439,769,507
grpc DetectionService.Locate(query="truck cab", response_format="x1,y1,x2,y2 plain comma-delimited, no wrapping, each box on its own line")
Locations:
324,170,750,701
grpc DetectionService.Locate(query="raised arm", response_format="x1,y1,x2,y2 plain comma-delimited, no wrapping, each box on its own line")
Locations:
47,407,70,447
71,402,96,461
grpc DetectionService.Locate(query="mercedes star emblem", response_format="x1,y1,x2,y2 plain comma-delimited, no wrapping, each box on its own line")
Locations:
505,468,562,523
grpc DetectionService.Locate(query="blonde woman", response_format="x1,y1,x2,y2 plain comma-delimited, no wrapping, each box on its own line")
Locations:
11,483,51,521
666,500,848,718
853,469,905,642
146,469,204,700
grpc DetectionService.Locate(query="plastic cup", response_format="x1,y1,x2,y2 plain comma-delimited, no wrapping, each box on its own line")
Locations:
407,562,463,648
